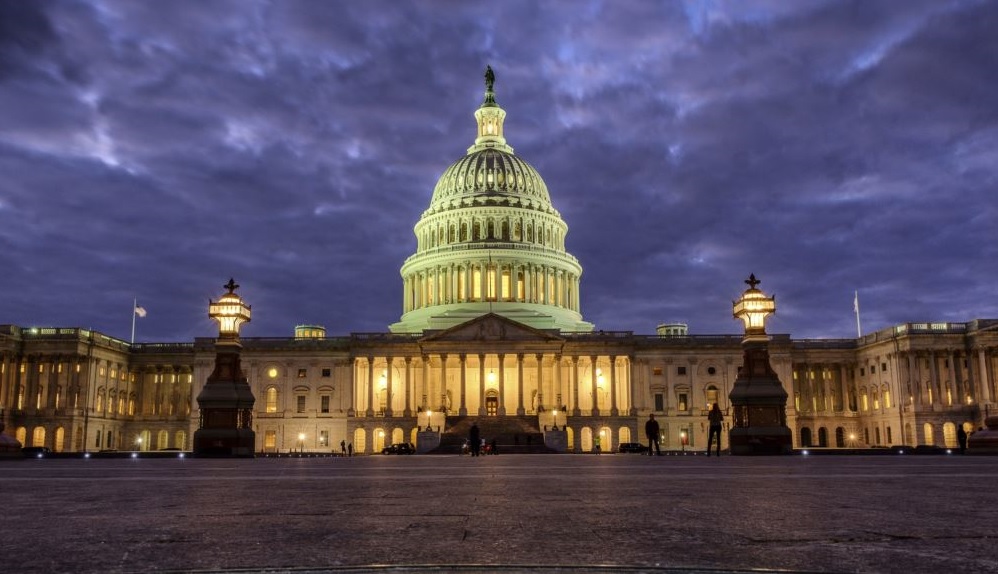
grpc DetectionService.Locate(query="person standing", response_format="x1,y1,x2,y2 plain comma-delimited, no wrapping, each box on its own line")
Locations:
594,434,602,455
957,425,968,455
340,440,346,455
469,422,481,457
645,414,661,456
347,442,353,457
707,403,724,456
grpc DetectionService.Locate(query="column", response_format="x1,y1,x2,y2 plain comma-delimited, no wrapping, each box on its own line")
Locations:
610,355,618,416
839,364,850,412
478,354,486,416
385,356,394,417
947,350,957,405
439,354,448,412
590,355,599,416
459,354,468,416
928,352,940,405
554,354,563,409
627,356,637,415
404,357,412,417
535,354,544,411
516,354,525,415
979,348,993,403
421,355,429,409
571,357,580,416
365,357,375,417
498,353,506,415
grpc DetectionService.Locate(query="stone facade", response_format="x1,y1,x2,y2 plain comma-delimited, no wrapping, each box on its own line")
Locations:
2,318,995,454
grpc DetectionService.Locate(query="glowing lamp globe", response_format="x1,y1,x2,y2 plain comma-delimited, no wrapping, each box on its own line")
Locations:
209,278,252,337
732,274,775,336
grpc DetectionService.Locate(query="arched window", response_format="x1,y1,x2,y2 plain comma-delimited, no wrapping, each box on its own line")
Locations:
942,422,957,448
800,427,812,447
54,427,65,452
882,386,891,409
32,426,46,448
174,430,187,450
16,426,26,446
96,389,105,413
923,423,935,446
705,385,719,410
157,430,169,450
817,427,828,447
834,427,845,447
580,427,593,452
353,428,367,454
265,387,279,413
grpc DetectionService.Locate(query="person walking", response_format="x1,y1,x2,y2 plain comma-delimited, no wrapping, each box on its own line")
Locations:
645,413,661,456
957,425,968,455
469,422,481,457
707,403,723,456
340,440,346,455
594,434,602,455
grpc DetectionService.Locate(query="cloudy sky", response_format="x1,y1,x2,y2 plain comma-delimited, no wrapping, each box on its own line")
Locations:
1,0,996,342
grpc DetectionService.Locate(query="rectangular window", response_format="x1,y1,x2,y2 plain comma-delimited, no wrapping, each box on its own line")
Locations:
677,366,687,376
321,368,331,378
652,367,663,376
654,393,664,412
264,430,277,449
882,362,888,372
319,430,329,447
297,369,307,378
296,395,306,413
860,367,865,376
678,393,688,411
321,395,330,413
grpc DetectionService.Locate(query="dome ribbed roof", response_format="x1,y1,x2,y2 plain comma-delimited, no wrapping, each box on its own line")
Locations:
427,149,555,215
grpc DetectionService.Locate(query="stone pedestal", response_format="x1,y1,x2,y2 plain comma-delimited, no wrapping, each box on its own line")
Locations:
193,342,255,457
417,430,440,453
728,338,792,455
544,429,568,452
0,421,22,459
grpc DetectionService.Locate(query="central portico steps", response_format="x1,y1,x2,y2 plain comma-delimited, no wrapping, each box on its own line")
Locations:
428,415,557,454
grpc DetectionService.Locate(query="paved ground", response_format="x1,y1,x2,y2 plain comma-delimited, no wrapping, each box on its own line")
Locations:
2,453,997,574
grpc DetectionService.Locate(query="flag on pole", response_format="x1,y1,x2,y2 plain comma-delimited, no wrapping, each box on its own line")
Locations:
853,290,862,338
134,304,147,318
853,292,859,314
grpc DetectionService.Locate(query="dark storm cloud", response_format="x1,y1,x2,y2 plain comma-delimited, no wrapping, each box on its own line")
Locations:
0,0,995,342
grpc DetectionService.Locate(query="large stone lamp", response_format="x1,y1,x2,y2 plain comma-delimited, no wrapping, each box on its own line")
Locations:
193,279,256,457
728,274,792,455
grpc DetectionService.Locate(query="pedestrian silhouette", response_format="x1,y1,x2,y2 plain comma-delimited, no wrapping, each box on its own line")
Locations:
347,442,353,457
469,422,481,457
340,440,346,455
645,413,661,456
707,403,723,456
957,425,968,454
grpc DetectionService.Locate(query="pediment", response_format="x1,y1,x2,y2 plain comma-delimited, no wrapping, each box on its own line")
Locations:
420,313,563,343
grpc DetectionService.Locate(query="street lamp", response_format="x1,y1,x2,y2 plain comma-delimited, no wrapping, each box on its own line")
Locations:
298,432,305,453
425,409,433,431
680,430,687,453
135,436,143,452
551,409,559,430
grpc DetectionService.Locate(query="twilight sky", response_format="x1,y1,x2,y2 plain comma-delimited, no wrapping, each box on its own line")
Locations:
1,0,996,342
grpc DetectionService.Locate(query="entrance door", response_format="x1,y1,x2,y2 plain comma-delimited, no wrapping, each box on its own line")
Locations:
485,390,499,416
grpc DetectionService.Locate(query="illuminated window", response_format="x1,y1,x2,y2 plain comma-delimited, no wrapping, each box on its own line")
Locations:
705,386,719,410
265,387,278,413
319,430,329,447
653,367,663,376
100,367,106,377
501,269,511,300
75,364,80,373
57,364,63,373
472,268,482,300
297,369,307,379
678,393,688,412
923,423,935,446
264,430,277,449
883,389,891,409
32,426,45,448
861,393,868,411
267,367,278,379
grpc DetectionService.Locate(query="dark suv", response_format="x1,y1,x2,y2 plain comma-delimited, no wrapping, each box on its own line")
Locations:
381,443,415,455
618,442,649,454
22,446,52,458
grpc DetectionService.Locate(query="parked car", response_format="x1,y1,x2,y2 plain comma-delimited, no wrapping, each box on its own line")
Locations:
618,442,648,454
382,442,415,455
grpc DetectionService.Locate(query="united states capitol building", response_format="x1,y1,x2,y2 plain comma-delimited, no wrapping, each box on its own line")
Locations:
2,71,996,455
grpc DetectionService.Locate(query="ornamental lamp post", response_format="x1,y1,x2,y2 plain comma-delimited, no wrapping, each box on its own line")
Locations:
193,279,257,457
728,274,792,455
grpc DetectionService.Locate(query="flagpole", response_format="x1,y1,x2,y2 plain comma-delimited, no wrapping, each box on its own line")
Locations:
131,298,137,345
854,291,862,338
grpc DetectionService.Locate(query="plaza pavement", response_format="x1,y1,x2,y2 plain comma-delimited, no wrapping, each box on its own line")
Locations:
2,452,997,574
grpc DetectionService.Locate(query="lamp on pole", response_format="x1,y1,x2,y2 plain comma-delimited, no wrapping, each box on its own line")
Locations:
297,432,305,454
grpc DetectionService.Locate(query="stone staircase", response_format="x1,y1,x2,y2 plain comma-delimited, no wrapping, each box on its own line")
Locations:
429,415,557,454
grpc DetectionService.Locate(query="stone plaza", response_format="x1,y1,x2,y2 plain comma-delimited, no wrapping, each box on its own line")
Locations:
3,453,997,573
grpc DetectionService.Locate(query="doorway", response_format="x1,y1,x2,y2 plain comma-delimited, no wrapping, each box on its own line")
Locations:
485,390,499,416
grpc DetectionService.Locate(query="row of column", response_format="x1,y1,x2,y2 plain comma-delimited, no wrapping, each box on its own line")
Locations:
404,262,580,312
900,349,994,407
794,363,852,414
352,353,631,418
